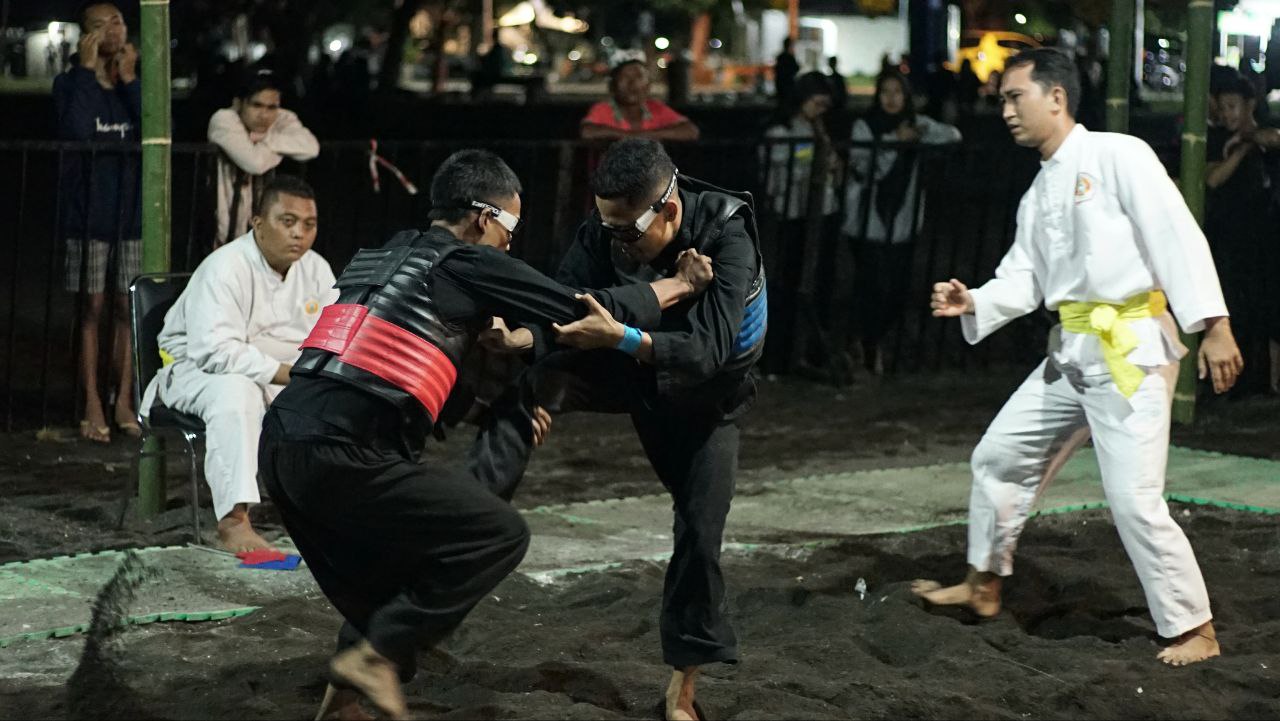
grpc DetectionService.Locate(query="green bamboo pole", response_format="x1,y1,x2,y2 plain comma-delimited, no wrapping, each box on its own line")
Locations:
1172,0,1214,425
137,0,171,518
1106,0,1135,132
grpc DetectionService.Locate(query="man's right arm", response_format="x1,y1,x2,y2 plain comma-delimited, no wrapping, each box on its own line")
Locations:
956,195,1043,344
208,109,283,175
53,68,102,140
183,259,283,387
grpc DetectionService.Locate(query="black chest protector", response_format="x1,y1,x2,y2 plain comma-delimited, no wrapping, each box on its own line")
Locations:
293,229,483,423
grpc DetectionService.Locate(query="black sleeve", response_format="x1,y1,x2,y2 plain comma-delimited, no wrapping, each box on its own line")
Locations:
648,216,757,394
434,244,660,354
1206,127,1227,163
554,221,619,289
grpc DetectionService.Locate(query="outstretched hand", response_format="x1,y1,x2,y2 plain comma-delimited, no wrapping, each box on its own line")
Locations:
930,278,974,317
553,294,624,350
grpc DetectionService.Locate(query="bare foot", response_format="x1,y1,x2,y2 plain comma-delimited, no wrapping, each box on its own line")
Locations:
911,569,1002,617
665,666,699,721
217,508,275,553
1157,621,1220,667
315,683,374,721
329,640,408,720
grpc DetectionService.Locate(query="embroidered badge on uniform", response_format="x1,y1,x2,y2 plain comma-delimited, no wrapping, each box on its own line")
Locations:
1074,172,1097,204
304,298,320,315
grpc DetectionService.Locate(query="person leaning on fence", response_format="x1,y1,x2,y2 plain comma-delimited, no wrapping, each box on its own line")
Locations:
761,71,841,374
53,1,142,444
141,175,337,553
580,59,700,141
209,69,319,248
842,68,959,375
914,48,1243,667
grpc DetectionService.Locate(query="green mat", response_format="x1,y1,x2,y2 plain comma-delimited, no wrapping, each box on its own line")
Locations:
2,446,1275,645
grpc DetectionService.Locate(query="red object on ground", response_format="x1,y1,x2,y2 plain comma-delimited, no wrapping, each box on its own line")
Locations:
235,549,288,565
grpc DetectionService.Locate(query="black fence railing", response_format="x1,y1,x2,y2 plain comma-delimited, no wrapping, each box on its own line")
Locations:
2,136,1145,431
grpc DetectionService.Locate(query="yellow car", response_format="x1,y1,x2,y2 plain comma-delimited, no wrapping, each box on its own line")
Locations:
946,31,1042,83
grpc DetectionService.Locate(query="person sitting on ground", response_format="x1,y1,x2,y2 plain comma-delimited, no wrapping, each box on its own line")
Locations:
580,59,699,141
209,69,319,247
141,175,336,552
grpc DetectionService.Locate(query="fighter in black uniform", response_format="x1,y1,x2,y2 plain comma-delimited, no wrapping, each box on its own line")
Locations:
258,149,712,719
467,139,767,721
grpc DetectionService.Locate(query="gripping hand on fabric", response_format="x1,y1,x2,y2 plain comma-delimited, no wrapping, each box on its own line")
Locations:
674,248,714,295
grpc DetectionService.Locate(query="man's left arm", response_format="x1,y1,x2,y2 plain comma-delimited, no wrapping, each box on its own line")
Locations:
1114,138,1229,333
1115,137,1242,391
646,220,756,391
264,110,320,161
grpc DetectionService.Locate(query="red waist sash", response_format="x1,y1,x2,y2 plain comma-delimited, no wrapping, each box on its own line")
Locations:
300,303,457,420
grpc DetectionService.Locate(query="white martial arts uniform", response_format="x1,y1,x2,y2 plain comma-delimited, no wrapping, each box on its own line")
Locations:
141,232,337,521
960,125,1229,638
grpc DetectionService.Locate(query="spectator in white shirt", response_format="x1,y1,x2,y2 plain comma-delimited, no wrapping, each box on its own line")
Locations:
915,49,1242,667
209,70,319,247
142,176,337,552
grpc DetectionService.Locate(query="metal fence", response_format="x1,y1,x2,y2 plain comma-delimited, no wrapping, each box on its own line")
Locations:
0,136,1072,430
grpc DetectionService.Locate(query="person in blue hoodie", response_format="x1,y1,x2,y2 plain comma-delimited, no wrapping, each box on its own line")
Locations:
53,2,142,443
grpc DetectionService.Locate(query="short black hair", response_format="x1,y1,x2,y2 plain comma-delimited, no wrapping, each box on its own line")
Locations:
237,69,283,101
1213,73,1255,101
1004,48,1081,118
254,174,316,217
77,1,120,29
591,138,676,208
428,149,523,223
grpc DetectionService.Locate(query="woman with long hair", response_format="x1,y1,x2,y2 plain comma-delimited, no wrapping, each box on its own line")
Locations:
842,69,960,374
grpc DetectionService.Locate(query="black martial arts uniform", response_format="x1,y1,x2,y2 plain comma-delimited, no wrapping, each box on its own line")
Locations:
468,176,767,668
259,226,661,681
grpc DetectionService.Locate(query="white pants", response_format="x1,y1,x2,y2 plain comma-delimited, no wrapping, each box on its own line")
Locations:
143,361,282,521
967,358,1211,638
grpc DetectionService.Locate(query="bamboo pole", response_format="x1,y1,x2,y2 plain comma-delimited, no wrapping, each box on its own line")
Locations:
1172,0,1214,425
137,0,171,518
1105,0,1135,132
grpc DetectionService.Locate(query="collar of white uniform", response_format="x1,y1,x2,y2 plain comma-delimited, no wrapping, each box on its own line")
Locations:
245,229,287,283
1040,123,1087,169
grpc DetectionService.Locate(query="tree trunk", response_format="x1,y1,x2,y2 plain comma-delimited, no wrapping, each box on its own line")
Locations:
1172,0,1214,425
1105,0,1135,133
138,0,173,518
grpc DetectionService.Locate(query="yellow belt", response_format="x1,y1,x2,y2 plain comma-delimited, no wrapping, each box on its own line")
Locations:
159,349,176,367
1058,290,1167,398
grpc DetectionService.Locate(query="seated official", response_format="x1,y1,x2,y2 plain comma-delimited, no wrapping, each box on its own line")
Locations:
142,175,337,551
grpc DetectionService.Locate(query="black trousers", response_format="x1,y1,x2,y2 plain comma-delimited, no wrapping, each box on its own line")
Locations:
468,349,740,668
850,239,915,357
259,408,530,682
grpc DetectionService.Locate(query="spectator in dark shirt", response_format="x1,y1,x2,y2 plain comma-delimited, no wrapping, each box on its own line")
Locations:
52,1,142,443
1205,76,1280,395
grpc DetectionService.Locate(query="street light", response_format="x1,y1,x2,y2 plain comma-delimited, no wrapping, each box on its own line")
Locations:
654,36,669,50
1014,13,1027,24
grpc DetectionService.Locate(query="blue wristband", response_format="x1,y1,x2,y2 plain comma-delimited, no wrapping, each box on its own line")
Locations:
616,325,643,355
